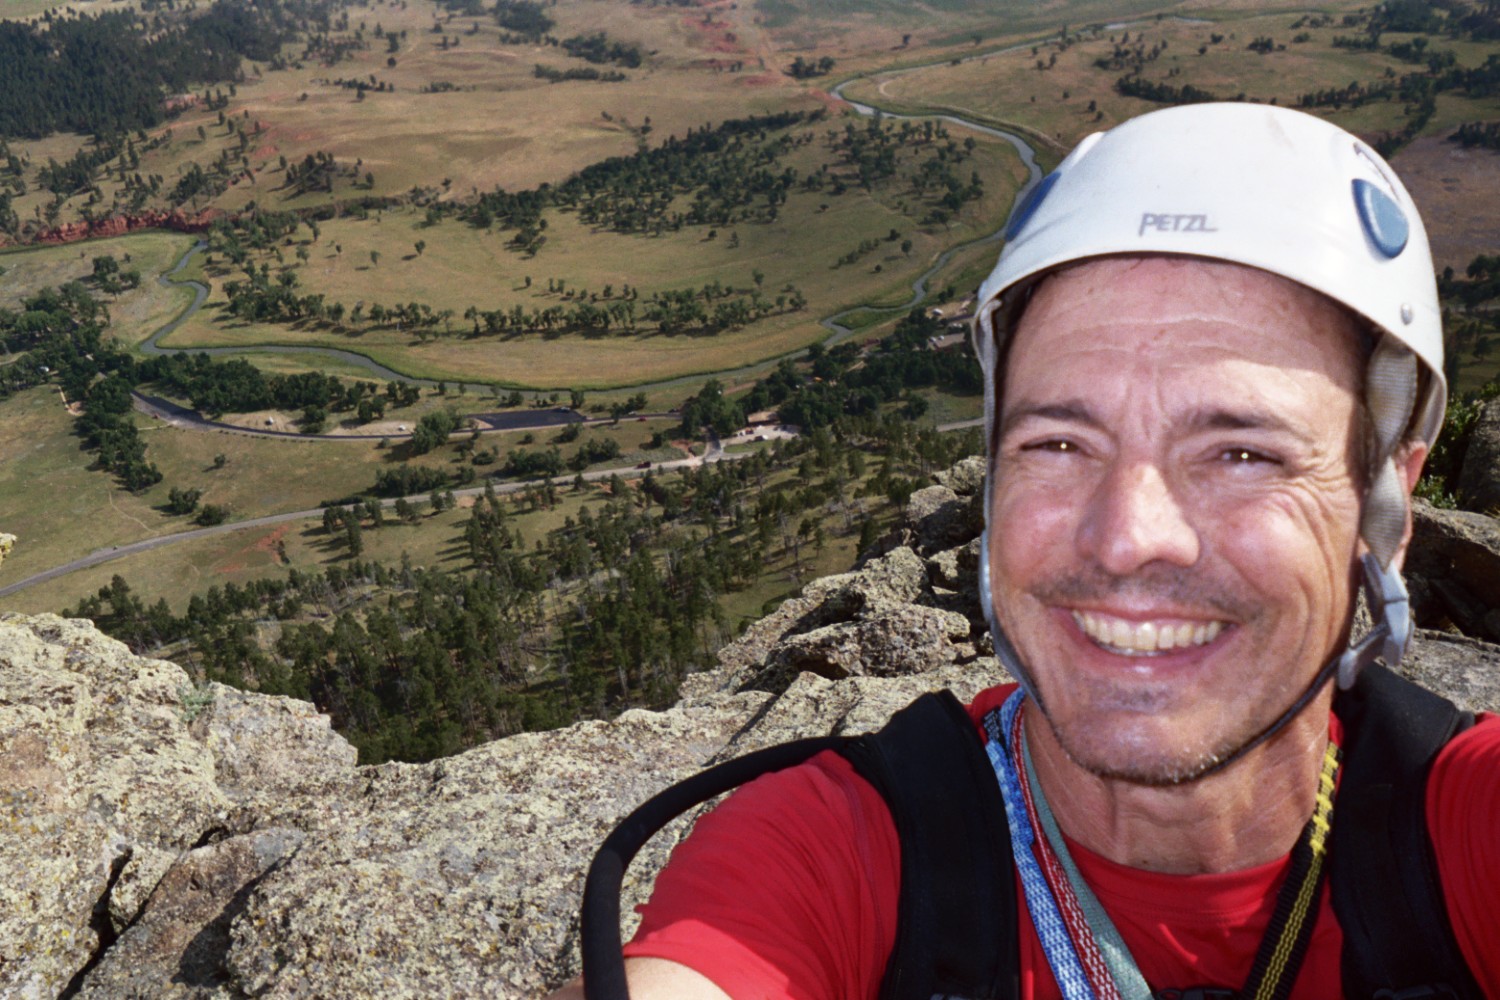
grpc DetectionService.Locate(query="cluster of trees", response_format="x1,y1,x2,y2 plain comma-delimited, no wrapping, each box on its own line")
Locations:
1093,37,1166,72
1452,119,1500,150
36,139,121,197
371,464,450,498
78,371,162,492
733,309,982,431
222,262,338,325
825,118,982,220
533,65,627,84
560,32,644,68
787,56,836,79
456,111,815,242
1115,75,1220,105
0,3,290,139
408,408,460,454
0,282,162,491
494,0,553,39
1440,253,1500,309
676,309,983,440
90,254,142,296
284,150,341,195
142,351,395,420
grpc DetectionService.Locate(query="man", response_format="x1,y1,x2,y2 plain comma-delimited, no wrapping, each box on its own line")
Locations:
558,105,1500,997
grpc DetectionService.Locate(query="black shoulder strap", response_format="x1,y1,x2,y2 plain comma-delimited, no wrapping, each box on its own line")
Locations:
581,733,851,1000
841,690,1017,1000
1331,663,1482,999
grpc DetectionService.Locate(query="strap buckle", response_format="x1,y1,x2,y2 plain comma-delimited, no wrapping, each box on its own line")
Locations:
1337,553,1412,689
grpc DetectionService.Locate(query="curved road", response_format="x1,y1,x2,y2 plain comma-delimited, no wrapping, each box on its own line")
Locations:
0,434,733,599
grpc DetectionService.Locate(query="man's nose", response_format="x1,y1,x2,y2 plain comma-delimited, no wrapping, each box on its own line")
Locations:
1077,461,1200,574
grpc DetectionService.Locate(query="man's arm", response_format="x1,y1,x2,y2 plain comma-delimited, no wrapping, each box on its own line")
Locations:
546,958,733,1000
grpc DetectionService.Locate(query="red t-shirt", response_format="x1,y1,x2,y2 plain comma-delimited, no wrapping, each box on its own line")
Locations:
625,684,1500,998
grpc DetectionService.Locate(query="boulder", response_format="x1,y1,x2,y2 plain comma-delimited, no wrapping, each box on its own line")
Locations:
1407,502,1500,641
905,484,983,555
1458,397,1500,514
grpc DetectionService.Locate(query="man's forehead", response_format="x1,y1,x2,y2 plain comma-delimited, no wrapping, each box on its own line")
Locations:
1003,255,1368,392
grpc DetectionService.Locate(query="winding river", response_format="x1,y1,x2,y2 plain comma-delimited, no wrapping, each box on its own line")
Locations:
139,64,1046,394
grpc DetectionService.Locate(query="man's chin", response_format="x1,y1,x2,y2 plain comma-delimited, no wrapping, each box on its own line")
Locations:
1043,708,1250,788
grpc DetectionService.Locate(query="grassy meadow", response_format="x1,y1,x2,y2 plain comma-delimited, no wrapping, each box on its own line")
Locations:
839,5,1500,175
0,338,702,591
155,123,1025,388
0,0,820,236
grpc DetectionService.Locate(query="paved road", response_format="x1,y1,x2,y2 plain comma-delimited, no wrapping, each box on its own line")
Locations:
131,390,682,442
0,434,733,599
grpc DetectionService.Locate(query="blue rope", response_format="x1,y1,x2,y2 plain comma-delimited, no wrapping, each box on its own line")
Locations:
987,692,1098,1000
1022,726,1153,999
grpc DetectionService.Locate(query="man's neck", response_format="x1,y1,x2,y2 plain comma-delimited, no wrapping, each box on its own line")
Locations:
1022,696,1334,875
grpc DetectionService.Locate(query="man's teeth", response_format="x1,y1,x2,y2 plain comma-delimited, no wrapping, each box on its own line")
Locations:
1071,611,1224,655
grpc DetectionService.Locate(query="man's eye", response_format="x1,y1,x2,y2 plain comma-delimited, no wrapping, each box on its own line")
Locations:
1025,439,1077,453
1222,448,1273,464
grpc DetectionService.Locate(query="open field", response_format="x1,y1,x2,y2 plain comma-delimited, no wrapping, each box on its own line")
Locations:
8,499,476,616
0,0,824,239
0,0,78,16
11,444,887,648
157,122,1026,387
1391,135,1500,274
842,7,1499,151
0,367,704,586
0,384,453,581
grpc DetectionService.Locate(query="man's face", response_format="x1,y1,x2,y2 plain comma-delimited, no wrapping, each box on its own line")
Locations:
989,256,1366,785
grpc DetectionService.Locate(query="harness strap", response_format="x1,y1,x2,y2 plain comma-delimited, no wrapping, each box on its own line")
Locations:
1330,664,1481,999
843,691,1016,1000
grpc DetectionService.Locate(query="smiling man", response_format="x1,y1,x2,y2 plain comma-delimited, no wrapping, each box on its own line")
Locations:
559,105,1500,999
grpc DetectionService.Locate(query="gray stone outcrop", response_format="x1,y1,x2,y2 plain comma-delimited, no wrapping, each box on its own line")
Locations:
3,470,1499,998
1408,500,1500,643
1457,397,1500,514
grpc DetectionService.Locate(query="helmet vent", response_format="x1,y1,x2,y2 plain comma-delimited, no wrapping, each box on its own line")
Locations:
1352,179,1409,259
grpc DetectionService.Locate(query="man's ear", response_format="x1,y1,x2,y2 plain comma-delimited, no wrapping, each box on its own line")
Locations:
1390,440,1431,571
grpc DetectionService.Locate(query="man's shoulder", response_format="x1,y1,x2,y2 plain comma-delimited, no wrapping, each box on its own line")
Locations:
963,682,1019,729
1433,710,1500,775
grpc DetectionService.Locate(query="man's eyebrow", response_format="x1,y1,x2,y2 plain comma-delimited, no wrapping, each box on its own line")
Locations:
998,401,1100,438
998,403,1319,443
1190,408,1317,443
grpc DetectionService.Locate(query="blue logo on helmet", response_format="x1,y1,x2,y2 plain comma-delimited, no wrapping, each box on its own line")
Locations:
1352,179,1408,259
1005,170,1060,241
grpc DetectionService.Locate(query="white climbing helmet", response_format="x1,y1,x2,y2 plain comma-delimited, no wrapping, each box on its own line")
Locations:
972,103,1445,690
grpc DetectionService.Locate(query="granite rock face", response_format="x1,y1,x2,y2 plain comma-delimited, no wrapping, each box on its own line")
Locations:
3,467,1500,999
